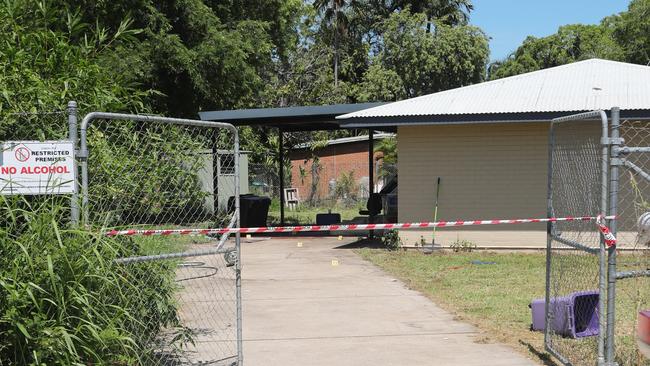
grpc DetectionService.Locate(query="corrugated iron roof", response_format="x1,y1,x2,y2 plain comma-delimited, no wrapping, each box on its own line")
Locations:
338,59,650,120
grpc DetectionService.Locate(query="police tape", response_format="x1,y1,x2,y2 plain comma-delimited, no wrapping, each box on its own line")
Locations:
105,215,618,238
596,214,618,247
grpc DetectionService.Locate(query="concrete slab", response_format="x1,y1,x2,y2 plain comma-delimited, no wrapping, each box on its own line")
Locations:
242,237,537,365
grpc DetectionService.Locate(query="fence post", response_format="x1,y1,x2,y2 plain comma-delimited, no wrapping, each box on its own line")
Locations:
544,120,555,353
234,128,243,365
605,107,620,364
67,101,80,226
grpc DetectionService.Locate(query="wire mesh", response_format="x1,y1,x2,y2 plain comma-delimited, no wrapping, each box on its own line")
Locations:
115,243,238,366
249,160,396,225
0,110,68,141
83,117,240,365
613,119,650,365
547,120,605,365
85,119,238,229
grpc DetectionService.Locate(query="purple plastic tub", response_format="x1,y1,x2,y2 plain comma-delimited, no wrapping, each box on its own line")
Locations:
530,290,599,338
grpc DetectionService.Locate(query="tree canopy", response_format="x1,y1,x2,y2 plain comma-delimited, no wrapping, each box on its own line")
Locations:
6,0,650,166
489,0,650,80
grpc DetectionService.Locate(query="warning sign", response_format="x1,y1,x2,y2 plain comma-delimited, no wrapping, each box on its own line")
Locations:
1,141,75,195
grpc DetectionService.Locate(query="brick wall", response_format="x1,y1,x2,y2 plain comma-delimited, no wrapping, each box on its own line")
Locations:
289,141,382,202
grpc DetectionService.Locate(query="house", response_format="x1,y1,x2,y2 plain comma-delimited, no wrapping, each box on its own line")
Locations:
288,134,393,203
338,59,650,248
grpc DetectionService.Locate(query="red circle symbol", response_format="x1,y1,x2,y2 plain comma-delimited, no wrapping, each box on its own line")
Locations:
15,147,30,162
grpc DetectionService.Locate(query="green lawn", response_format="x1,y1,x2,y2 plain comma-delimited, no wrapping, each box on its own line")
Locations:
357,249,650,366
267,198,365,225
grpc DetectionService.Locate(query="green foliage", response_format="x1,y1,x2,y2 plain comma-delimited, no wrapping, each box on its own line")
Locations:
449,238,477,252
87,123,210,225
375,137,397,179
334,170,358,205
0,196,183,364
308,156,322,204
487,0,650,80
363,10,489,99
381,229,402,251
489,24,625,79
610,0,650,65
0,0,151,139
355,65,406,102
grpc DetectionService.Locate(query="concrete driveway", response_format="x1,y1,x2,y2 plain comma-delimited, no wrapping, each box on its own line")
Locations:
241,237,537,366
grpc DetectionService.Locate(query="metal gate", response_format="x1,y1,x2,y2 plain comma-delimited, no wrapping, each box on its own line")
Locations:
547,108,650,365
77,112,242,365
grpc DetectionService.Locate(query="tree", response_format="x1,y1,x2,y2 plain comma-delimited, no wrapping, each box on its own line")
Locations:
395,0,473,27
314,0,352,86
610,0,650,65
489,24,625,80
362,10,489,99
375,137,397,179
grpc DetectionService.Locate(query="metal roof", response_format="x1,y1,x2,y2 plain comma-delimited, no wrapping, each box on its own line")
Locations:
338,59,650,122
199,102,385,131
294,133,394,149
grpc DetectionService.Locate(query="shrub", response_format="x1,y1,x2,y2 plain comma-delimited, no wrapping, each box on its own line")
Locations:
0,196,184,365
382,229,402,251
334,171,359,206
449,239,477,252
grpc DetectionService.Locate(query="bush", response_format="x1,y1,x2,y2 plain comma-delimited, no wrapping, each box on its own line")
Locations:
0,196,184,365
334,171,359,206
382,229,402,251
449,239,477,252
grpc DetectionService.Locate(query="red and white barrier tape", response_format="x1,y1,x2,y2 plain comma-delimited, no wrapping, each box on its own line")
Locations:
104,215,617,237
596,214,617,247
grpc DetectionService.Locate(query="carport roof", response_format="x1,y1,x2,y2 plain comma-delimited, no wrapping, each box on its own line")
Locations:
199,102,385,131
337,59,650,128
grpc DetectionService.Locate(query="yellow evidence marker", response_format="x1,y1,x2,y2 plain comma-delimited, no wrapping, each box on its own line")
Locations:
246,234,252,239
331,259,339,266
297,242,303,247
337,235,343,241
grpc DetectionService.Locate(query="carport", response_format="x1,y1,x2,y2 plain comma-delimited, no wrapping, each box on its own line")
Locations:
199,103,388,226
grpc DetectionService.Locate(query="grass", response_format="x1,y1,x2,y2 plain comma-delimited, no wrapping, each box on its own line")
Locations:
0,196,187,365
357,249,650,366
267,197,365,225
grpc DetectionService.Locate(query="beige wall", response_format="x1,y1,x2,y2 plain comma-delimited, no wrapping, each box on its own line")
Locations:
398,122,550,247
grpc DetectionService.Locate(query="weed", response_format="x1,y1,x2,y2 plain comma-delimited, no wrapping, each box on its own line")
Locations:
449,238,477,252
0,196,185,364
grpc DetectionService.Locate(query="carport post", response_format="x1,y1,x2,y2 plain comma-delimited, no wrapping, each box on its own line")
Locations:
279,128,285,225
368,129,374,195
368,129,374,238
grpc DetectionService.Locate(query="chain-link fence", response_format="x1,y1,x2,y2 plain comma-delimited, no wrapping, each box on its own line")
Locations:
546,116,606,366
611,118,650,366
80,112,242,365
249,160,396,225
547,110,650,366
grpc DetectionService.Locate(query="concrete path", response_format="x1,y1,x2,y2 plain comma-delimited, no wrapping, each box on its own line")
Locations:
242,237,537,366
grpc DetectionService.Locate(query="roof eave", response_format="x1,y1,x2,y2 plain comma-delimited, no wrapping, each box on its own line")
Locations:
338,110,650,128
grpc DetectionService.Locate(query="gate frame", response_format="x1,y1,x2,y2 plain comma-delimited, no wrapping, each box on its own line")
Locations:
546,109,610,366
78,112,243,365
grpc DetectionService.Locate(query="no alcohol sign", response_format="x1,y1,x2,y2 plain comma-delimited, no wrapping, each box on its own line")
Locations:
0,141,76,195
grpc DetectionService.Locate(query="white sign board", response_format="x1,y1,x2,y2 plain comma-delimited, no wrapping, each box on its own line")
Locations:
1,141,76,195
